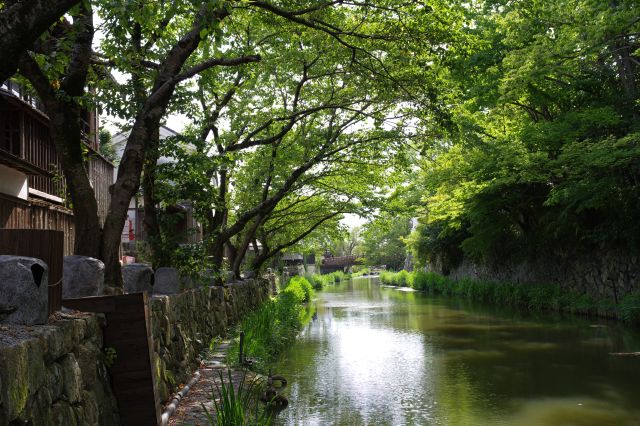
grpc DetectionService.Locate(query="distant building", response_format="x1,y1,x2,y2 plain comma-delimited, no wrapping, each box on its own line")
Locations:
0,80,114,255
111,126,203,259
280,252,316,275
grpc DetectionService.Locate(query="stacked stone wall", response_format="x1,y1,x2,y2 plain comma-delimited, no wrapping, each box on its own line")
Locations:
0,313,120,425
149,278,271,402
0,275,272,424
441,249,640,303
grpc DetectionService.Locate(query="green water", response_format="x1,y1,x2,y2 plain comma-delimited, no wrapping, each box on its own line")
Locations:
273,277,640,426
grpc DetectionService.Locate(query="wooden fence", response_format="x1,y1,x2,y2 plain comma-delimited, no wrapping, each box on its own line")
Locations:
1,193,74,255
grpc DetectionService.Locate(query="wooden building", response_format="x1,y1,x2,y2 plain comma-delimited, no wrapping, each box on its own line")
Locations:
0,81,114,255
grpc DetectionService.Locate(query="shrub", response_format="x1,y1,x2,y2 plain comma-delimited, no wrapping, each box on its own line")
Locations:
379,270,395,285
407,270,635,323
394,270,412,287
352,267,370,277
305,274,324,290
329,271,347,282
412,271,430,290
283,276,314,303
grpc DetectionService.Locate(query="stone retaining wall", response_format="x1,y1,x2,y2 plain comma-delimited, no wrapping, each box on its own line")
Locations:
0,276,273,424
0,313,120,425
443,249,640,303
150,278,271,402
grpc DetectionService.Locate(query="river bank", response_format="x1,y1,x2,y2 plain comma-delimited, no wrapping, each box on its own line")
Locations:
379,270,640,324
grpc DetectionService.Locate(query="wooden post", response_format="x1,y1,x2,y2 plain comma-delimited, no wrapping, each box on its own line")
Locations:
239,331,245,365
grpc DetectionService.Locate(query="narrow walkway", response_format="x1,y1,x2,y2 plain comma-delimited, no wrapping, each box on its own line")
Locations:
168,341,250,426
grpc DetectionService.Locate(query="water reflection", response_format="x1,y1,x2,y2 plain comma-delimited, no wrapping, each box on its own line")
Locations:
274,277,640,425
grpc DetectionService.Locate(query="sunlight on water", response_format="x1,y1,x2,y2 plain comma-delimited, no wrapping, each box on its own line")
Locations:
273,277,640,426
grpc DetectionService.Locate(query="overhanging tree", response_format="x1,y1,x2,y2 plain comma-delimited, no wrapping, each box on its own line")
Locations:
15,0,440,289
0,0,80,82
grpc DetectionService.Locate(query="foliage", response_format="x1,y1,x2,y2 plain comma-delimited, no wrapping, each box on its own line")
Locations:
202,369,270,426
619,292,640,325
327,271,348,283
137,237,213,285
328,227,363,258
282,276,314,303
379,270,412,287
360,212,413,270
305,274,330,290
103,347,117,369
351,268,371,278
379,271,395,285
98,129,119,163
404,0,640,271
404,271,640,321
227,290,312,373
394,270,413,287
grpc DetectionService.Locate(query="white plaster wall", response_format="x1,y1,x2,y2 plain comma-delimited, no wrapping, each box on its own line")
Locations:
0,164,28,199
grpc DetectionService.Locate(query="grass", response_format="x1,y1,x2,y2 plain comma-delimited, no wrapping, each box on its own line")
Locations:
380,270,412,287
202,369,270,426
303,271,351,290
379,269,639,323
226,277,314,373
351,267,370,278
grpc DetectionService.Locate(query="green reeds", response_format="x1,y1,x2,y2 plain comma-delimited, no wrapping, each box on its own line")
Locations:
202,369,270,426
226,281,312,372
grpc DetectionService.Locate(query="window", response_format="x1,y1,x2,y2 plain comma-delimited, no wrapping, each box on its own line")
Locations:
0,110,21,156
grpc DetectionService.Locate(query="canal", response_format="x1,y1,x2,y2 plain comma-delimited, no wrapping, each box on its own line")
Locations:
273,276,640,425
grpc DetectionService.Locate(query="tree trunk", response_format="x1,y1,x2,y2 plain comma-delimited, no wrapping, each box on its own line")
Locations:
205,168,229,273
231,216,264,278
48,105,101,258
613,37,638,116
142,127,163,268
17,8,100,258
0,0,79,82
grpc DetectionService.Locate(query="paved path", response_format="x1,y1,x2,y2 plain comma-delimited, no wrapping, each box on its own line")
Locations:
168,341,253,426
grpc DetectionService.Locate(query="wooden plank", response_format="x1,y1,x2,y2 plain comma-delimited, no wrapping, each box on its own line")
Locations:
61,292,161,425
62,295,117,313
104,327,148,343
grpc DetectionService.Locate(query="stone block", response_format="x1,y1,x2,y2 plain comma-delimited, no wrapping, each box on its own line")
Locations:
123,263,154,294
153,267,184,294
63,256,105,299
0,256,48,325
76,343,99,389
59,354,83,403
47,363,64,401
51,400,77,426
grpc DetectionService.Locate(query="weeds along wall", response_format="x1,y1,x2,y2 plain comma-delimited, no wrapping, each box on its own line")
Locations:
150,278,272,402
439,249,640,304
